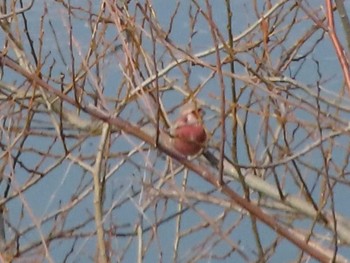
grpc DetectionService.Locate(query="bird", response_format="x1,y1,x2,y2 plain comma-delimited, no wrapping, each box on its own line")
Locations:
170,103,207,156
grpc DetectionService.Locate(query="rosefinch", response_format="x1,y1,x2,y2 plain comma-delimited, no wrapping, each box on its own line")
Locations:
171,103,207,156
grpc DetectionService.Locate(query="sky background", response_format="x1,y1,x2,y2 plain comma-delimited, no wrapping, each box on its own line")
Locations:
1,0,350,262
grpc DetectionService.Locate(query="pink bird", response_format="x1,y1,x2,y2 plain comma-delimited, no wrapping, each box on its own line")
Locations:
171,103,207,156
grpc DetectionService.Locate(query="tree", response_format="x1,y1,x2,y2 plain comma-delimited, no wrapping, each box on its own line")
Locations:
1,0,350,262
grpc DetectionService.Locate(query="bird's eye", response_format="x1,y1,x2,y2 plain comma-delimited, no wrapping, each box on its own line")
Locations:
192,109,203,118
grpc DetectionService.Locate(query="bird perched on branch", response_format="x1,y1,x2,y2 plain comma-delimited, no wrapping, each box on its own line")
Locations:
170,103,207,156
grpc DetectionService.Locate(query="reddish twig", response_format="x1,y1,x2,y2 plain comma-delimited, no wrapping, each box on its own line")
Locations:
325,0,350,93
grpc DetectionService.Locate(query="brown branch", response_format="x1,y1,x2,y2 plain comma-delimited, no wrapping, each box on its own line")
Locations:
0,53,335,263
0,0,34,20
325,0,350,93
335,0,350,51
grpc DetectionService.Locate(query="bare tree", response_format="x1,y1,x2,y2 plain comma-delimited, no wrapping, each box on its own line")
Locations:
1,0,350,262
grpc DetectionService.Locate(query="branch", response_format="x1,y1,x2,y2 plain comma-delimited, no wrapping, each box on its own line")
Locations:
0,54,338,262
325,0,350,92
92,123,110,263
